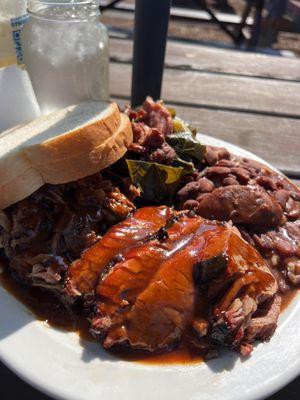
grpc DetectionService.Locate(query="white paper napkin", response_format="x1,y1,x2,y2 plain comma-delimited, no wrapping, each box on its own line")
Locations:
0,65,40,133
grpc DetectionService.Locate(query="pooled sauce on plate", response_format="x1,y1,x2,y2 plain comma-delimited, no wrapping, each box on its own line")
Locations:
0,268,204,364
0,268,91,339
109,337,205,365
280,288,298,312
0,267,298,365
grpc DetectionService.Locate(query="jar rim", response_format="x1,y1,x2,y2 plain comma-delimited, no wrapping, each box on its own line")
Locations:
28,0,100,6
27,0,101,20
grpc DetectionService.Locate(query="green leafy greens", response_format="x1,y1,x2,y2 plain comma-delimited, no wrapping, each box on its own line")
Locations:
126,115,206,203
167,117,206,162
167,131,206,162
126,159,189,203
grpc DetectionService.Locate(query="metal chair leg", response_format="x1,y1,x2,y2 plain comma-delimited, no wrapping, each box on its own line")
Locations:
196,0,237,42
235,2,252,45
248,0,265,48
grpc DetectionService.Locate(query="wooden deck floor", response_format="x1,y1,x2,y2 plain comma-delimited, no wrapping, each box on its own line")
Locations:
109,36,300,180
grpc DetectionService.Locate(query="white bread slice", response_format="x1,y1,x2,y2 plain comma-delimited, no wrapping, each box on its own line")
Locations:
30,113,133,184
1,167,44,211
0,103,132,209
0,102,120,186
24,102,121,163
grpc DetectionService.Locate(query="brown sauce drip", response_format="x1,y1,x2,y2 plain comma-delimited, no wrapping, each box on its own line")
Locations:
0,267,298,365
280,288,298,312
109,337,205,365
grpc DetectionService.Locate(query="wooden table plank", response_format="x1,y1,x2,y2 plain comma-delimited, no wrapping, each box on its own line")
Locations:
110,63,300,117
110,38,300,82
114,97,300,176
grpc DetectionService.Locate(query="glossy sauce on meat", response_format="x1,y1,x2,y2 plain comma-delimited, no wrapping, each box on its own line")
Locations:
0,257,298,364
95,215,218,349
81,209,280,355
66,206,173,295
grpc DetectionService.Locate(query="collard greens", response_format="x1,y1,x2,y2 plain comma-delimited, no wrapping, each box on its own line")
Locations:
126,117,205,202
126,159,188,203
167,118,205,162
167,131,206,162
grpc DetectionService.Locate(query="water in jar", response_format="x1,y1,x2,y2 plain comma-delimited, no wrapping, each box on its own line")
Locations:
22,1,109,114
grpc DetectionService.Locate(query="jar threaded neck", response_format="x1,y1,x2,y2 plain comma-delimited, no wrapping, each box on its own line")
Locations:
27,0,100,21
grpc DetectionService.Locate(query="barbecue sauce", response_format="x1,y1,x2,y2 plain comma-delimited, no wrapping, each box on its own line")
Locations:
109,337,205,365
0,267,298,365
280,288,298,312
0,268,205,364
0,268,91,338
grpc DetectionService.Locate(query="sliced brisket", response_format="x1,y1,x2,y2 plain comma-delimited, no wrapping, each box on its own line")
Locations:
68,207,278,356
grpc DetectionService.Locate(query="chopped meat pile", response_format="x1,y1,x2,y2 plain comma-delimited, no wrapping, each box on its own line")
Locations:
0,173,135,292
66,207,279,357
177,149,300,290
125,96,176,165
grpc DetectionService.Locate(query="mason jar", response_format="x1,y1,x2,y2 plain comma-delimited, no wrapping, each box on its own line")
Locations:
22,0,109,114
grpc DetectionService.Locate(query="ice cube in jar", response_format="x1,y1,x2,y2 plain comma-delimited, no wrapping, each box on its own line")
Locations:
22,0,109,115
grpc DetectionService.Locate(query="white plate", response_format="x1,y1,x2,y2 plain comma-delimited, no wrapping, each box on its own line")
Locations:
0,134,299,400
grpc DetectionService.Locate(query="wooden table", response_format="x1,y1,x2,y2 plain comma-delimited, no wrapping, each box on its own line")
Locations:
1,36,300,400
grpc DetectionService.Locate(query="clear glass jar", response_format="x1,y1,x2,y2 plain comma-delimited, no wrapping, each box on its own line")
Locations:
22,0,109,114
